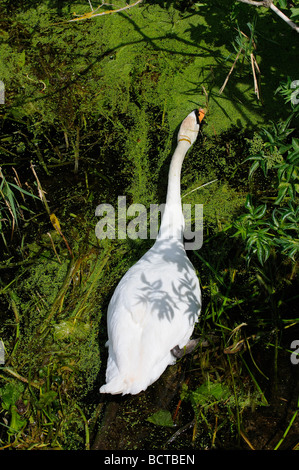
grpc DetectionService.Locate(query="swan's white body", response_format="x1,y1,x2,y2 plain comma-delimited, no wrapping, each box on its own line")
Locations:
100,110,203,395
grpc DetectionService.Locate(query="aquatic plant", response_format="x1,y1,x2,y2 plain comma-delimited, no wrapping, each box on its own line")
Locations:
0,167,41,247
219,19,261,100
233,82,299,265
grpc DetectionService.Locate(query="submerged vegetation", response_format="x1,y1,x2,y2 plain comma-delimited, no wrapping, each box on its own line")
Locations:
0,0,298,450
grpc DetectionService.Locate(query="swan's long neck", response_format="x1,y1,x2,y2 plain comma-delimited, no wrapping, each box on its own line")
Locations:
166,140,190,206
158,140,190,241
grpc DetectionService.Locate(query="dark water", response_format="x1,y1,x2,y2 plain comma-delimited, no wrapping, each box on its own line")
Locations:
91,325,299,451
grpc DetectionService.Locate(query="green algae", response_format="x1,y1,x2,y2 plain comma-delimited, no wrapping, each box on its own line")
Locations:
0,238,112,448
2,1,298,134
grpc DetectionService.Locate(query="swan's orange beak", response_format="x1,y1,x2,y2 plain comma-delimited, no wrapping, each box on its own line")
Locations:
198,108,206,123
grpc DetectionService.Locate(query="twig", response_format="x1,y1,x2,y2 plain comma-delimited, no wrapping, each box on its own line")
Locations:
165,420,195,446
12,168,25,202
47,232,62,264
250,53,259,99
236,0,269,5
236,0,299,33
219,48,242,94
201,84,209,111
270,3,299,33
74,126,80,174
182,179,218,199
70,0,144,22
1,367,40,389
50,213,73,258
240,430,255,450
30,162,51,216
212,415,218,447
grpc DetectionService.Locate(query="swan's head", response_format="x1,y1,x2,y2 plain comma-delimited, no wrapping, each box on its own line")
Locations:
177,108,206,146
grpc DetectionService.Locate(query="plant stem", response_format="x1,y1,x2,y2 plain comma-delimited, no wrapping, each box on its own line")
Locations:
73,126,80,174
270,3,299,33
75,404,90,450
30,162,51,216
274,395,299,450
1,367,40,389
219,48,242,95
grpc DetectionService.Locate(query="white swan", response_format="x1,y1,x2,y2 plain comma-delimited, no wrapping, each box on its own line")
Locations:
100,109,205,395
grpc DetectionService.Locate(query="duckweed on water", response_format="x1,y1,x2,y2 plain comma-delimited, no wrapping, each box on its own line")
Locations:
0,246,108,448
0,0,298,450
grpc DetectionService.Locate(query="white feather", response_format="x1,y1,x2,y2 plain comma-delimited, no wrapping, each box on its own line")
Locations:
100,110,203,395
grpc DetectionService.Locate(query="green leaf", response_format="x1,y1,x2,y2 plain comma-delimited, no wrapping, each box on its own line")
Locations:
256,240,270,265
285,164,295,182
147,410,174,427
191,382,231,407
290,7,299,19
254,204,267,219
291,137,299,152
248,160,261,178
262,128,275,145
0,382,24,410
275,183,289,205
9,406,27,435
8,182,40,200
209,382,231,401
244,194,253,211
271,209,279,228
287,183,295,200
278,0,287,9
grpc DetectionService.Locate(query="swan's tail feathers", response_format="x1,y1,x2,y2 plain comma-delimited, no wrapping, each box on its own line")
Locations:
99,381,125,395
100,352,176,395
99,377,145,396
